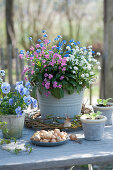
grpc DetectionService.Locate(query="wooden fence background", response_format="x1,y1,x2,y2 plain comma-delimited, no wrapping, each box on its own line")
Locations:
0,45,94,104
0,45,28,84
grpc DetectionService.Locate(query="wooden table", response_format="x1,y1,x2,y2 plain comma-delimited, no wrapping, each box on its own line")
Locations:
0,126,113,170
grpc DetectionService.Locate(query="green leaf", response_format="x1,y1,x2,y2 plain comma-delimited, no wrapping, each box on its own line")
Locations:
56,73,62,79
51,88,64,99
64,83,75,94
97,99,102,105
31,85,37,98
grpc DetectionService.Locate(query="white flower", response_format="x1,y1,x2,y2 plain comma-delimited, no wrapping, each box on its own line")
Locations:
81,55,84,60
81,74,85,78
71,42,74,45
66,46,71,51
87,65,91,70
98,66,101,70
88,45,92,48
79,82,82,84
83,66,87,70
73,70,76,74
83,47,86,50
97,52,101,56
88,52,92,55
90,72,94,75
74,66,78,70
69,54,75,61
72,49,76,54
96,61,100,65
85,73,89,77
80,51,83,54
70,66,72,69
89,80,93,84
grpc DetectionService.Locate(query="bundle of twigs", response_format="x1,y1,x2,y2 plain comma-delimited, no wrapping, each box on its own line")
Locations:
24,104,91,130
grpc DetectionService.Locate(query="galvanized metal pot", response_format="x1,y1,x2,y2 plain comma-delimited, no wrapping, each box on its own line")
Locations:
1,113,25,139
37,89,84,120
80,116,107,141
93,103,113,126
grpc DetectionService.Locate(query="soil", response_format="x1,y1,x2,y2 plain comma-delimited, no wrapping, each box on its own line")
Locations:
86,117,102,120
97,104,112,107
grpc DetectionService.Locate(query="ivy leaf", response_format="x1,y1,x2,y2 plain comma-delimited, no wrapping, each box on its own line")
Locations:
51,88,64,99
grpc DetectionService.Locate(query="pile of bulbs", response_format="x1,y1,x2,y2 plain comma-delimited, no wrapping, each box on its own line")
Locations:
31,129,68,143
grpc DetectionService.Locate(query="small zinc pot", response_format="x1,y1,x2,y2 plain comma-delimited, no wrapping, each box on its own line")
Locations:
0,113,25,139
93,103,113,126
80,116,107,141
37,89,84,120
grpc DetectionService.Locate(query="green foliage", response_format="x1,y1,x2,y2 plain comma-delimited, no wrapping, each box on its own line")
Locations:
51,88,64,99
84,111,102,120
63,82,75,94
14,148,22,154
97,98,112,106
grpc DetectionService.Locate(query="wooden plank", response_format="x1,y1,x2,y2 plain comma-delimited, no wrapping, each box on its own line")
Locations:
15,48,20,82
89,85,92,105
1,126,113,169
104,0,113,98
0,48,5,81
7,45,13,84
27,59,31,80
19,57,24,82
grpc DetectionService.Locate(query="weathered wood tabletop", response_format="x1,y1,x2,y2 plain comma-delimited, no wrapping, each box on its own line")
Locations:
0,126,113,170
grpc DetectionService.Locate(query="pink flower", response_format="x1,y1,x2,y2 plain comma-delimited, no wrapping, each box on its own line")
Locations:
31,70,35,75
58,59,62,64
39,57,41,59
41,51,45,55
44,39,49,44
45,54,49,59
30,46,34,51
42,82,45,86
44,65,47,68
49,60,56,66
24,77,28,81
42,46,46,50
25,53,29,58
60,76,64,80
48,91,51,95
35,44,40,48
34,51,37,55
44,78,47,83
44,73,48,77
49,51,53,54
58,84,62,88
42,60,46,63
61,62,67,67
30,57,34,60
22,66,29,75
52,45,57,49
45,82,50,89
32,63,35,66
19,54,24,59
53,81,57,88
53,53,58,59
62,67,66,71
48,74,53,79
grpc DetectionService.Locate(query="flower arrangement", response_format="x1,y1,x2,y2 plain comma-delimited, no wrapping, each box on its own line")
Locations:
0,70,37,116
20,30,101,99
